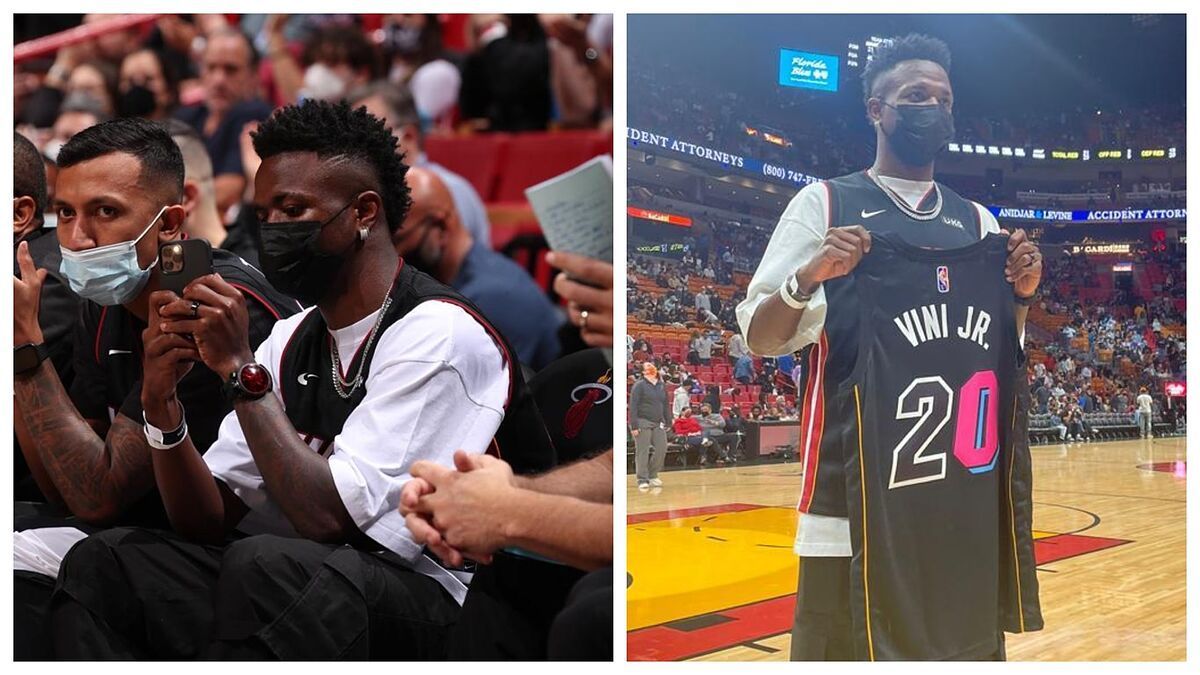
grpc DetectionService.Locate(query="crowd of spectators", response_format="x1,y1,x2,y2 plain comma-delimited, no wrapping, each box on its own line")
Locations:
629,59,1186,190
1021,246,1185,440
626,197,1187,456
13,13,616,661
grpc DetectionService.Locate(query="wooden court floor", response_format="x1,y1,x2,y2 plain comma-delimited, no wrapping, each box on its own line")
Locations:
626,437,1186,661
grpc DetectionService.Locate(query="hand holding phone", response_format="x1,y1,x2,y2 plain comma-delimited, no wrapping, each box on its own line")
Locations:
158,239,214,296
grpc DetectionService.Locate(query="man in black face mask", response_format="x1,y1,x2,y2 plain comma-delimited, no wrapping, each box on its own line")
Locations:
736,34,1043,660
49,100,555,659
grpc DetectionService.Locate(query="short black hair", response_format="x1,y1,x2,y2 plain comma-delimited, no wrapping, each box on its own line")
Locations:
861,33,952,104
14,132,48,227
251,99,411,232
56,116,185,202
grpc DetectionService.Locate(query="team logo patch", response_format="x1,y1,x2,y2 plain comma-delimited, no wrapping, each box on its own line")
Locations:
936,266,950,293
564,370,613,439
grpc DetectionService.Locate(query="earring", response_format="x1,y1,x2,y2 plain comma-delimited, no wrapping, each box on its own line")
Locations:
358,227,369,242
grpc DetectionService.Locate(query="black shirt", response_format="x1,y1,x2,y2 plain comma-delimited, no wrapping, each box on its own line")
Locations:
65,248,300,523
173,99,273,179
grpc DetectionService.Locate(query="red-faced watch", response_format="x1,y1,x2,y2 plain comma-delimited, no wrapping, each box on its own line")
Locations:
223,362,273,403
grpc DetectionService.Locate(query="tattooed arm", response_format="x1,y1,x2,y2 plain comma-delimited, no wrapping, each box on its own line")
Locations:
14,360,155,524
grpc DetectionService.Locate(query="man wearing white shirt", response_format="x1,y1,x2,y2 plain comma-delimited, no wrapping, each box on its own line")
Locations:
49,101,554,659
734,34,1043,660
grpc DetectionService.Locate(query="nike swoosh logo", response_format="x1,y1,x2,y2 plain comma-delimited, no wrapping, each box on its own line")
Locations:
861,209,886,219
298,373,318,385
108,349,132,356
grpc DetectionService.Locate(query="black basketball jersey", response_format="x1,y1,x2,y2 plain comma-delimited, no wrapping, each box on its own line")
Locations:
840,233,1038,660
796,171,982,517
67,247,301,527
277,260,556,475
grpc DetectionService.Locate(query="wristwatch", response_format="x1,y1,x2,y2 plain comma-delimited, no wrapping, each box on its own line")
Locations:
144,404,188,450
223,362,273,403
14,343,49,376
780,273,815,310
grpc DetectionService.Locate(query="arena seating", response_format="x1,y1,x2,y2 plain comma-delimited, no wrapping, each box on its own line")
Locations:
425,129,612,203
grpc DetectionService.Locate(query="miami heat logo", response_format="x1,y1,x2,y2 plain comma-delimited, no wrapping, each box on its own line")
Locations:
564,370,613,439
936,265,950,293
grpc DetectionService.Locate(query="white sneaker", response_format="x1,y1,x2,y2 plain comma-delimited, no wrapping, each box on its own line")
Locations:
638,481,650,491
649,478,663,487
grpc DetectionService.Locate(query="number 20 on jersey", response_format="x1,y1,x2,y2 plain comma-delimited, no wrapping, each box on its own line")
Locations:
888,370,1000,490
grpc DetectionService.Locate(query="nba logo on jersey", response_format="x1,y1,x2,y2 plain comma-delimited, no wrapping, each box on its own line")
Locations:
936,266,950,293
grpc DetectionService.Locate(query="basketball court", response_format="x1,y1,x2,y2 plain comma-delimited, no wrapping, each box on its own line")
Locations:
626,436,1186,661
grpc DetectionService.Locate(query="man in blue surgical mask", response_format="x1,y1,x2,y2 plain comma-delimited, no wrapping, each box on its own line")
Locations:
11,117,298,659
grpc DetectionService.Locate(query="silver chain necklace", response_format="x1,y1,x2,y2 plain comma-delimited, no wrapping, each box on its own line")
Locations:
867,169,943,221
329,294,394,399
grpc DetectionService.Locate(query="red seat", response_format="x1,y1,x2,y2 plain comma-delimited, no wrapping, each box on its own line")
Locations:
493,131,605,202
424,133,510,202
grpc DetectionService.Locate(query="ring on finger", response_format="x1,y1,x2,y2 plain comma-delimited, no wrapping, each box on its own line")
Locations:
580,309,590,329
190,300,200,318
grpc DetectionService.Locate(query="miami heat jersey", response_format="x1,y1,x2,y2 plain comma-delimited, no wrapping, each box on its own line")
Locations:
841,233,1037,660
796,171,982,517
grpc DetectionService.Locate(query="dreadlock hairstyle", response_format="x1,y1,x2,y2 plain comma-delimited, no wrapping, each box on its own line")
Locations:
861,33,952,105
251,99,411,232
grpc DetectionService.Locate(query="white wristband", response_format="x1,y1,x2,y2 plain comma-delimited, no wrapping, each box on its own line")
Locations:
780,273,813,310
143,406,188,450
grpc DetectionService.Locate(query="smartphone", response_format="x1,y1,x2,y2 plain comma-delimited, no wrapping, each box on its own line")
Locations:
158,239,213,296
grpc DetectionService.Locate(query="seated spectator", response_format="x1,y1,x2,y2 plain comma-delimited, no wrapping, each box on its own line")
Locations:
46,92,111,160
12,118,299,659
160,119,259,265
397,167,564,370
673,407,706,449
349,81,492,246
117,48,178,120
697,404,734,463
1047,410,1068,442
460,15,552,132
45,101,557,660
13,132,83,502
173,27,273,216
401,449,613,660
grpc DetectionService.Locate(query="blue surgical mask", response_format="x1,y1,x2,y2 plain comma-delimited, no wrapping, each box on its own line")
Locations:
60,206,166,306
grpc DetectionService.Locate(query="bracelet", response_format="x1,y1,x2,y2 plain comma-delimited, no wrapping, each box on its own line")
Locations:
143,403,188,450
1014,292,1038,307
779,273,814,310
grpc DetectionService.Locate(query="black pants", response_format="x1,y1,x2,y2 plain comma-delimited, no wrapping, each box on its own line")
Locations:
447,551,592,659
790,556,854,661
50,527,459,660
547,567,613,660
790,557,1007,661
13,501,102,661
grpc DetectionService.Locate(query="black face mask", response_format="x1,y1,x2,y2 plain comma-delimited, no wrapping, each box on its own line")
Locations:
882,102,955,167
118,84,157,118
255,202,355,305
